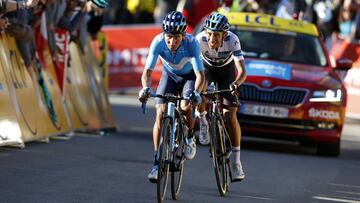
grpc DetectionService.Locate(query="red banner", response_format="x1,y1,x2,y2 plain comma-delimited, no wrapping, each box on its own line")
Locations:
54,28,70,95
103,25,162,92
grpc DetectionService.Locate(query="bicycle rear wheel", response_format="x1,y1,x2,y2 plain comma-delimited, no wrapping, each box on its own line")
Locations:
157,117,171,203
210,115,229,196
171,117,185,200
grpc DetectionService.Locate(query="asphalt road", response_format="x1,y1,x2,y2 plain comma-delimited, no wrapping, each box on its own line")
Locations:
0,95,359,203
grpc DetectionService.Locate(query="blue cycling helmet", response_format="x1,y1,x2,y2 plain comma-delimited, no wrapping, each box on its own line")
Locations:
162,11,187,34
204,13,230,32
91,0,109,8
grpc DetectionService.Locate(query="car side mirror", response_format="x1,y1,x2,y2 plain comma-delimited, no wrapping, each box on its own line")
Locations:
335,58,353,70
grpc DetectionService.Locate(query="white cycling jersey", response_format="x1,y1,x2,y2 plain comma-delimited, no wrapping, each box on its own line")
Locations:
196,30,244,68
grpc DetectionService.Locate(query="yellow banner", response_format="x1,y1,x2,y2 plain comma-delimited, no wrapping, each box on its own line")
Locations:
223,12,319,36
0,34,55,142
0,36,23,147
65,42,103,131
85,35,117,130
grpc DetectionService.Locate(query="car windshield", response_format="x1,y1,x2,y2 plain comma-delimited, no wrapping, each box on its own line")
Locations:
233,29,328,67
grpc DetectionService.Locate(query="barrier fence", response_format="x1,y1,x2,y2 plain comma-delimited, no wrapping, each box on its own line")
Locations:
0,30,116,148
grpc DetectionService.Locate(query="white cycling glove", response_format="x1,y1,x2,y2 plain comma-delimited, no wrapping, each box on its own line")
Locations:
190,90,202,104
138,87,150,102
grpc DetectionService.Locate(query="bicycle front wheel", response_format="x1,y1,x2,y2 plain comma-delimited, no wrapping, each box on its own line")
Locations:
210,116,229,196
157,117,171,203
171,117,185,200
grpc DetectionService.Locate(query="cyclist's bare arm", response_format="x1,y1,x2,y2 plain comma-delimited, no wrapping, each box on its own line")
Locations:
194,70,206,93
234,59,247,85
141,68,153,88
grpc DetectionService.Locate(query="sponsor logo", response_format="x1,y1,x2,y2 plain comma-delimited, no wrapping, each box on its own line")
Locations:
308,108,340,120
245,61,292,80
244,14,280,27
261,79,272,88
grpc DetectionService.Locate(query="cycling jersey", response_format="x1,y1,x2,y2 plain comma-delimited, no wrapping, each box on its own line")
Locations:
196,31,244,67
145,33,204,75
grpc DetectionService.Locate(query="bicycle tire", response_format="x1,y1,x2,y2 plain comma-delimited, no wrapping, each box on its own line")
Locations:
157,117,171,203
220,119,232,192
210,114,229,196
171,115,185,200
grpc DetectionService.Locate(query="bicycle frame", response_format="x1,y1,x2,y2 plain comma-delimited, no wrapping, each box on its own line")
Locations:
142,93,188,202
202,85,235,196
160,94,184,164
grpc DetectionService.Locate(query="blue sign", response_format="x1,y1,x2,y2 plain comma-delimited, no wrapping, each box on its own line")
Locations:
245,61,292,80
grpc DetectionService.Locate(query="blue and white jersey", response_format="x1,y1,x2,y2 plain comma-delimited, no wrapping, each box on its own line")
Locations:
196,30,244,68
145,33,204,75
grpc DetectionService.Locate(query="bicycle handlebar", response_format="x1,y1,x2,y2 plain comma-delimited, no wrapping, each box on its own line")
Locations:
140,93,193,115
201,89,233,96
201,89,240,104
148,93,189,101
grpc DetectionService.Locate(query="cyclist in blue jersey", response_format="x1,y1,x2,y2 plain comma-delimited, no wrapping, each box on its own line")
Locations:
138,11,205,183
196,13,246,181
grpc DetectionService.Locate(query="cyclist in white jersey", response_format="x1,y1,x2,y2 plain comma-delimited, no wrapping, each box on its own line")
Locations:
139,11,205,183
195,12,246,181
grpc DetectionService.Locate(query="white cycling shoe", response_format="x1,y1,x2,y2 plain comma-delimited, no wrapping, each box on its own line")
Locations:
148,165,158,183
184,137,196,160
198,121,210,145
231,162,245,182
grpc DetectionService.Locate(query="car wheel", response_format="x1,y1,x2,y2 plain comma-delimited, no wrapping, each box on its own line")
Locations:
317,141,340,157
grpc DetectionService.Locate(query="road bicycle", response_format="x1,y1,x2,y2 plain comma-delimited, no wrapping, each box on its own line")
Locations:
201,85,237,196
142,93,189,203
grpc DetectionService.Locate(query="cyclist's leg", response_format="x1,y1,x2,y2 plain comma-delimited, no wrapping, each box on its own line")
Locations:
220,63,245,181
148,71,177,181
153,105,166,151
223,102,245,181
223,106,241,147
218,60,240,147
154,70,177,151
198,66,215,145
180,74,197,160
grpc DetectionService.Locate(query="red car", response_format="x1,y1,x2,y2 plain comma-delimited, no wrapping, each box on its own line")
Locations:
222,12,352,156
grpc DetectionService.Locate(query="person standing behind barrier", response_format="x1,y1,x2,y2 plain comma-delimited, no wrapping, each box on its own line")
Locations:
339,0,360,41
178,0,219,34
3,0,44,69
276,0,307,20
195,12,246,181
154,0,179,24
138,11,205,183
127,0,156,24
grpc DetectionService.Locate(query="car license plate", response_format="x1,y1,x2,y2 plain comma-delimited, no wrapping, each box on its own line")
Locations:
240,104,289,118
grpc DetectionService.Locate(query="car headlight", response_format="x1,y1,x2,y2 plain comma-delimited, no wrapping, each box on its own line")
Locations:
309,89,342,102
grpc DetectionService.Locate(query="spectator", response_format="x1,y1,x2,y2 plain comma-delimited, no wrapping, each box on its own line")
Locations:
127,0,156,24
154,0,179,24
338,0,359,41
276,0,307,20
313,0,342,43
179,0,219,34
0,16,9,30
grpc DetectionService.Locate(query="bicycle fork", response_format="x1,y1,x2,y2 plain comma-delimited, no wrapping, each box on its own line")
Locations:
167,102,177,164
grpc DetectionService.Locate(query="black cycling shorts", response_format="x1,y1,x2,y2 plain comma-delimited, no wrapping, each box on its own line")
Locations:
155,70,196,105
205,60,239,107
